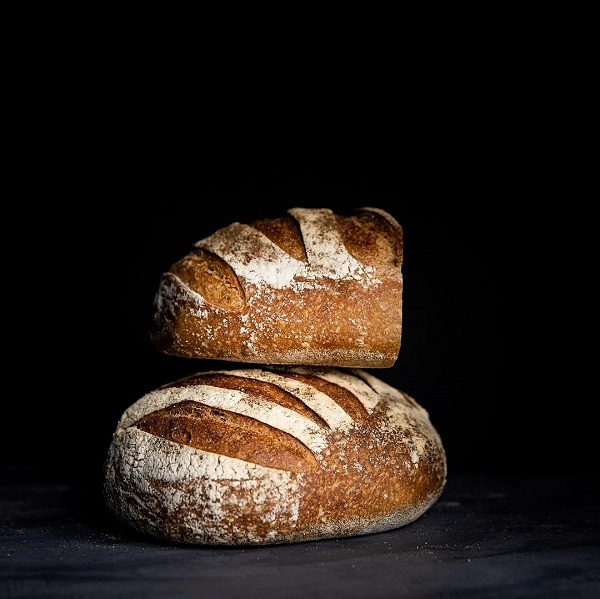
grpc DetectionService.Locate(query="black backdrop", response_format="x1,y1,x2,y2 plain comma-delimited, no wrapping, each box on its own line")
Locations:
5,173,583,485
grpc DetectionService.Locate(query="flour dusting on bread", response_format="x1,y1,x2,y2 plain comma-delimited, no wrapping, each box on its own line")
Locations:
104,366,446,546
150,207,404,368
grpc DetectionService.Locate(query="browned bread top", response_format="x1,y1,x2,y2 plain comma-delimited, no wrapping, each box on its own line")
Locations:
150,207,404,367
103,366,446,546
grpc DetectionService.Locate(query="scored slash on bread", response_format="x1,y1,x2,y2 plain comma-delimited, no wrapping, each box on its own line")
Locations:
103,366,447,546
150,207,404,368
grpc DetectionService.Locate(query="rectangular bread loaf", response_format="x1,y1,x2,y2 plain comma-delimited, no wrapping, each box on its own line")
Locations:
150,207,404,367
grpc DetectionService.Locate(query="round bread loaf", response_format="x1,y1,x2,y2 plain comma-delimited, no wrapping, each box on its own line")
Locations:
103,366,446,546
150,207,404,368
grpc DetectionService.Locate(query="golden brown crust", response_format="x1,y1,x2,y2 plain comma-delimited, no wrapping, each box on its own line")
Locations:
135,401,318,474
250,215,308,262
150,207,404,368
103,366,447,546
167,372,329,427
169,248,246,312
337,209,403,267
277,370,370,424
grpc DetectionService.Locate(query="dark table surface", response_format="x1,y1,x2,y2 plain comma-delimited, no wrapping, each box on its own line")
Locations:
1,466,598,599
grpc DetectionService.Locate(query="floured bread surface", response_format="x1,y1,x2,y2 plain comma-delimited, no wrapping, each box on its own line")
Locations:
103,366,447,546
149,207,404,367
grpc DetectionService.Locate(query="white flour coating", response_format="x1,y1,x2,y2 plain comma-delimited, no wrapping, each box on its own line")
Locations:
193,208,379,289
300,368,442,469
105,428,302,542
379,391,443,467
115,367,439,468
151,207,402,367
209,368,356,429
196,222,307,289
104,366,447,546
117,384,328,454
350,368,404,406
153,274,185,316
281,366,381,412
288,208,376,280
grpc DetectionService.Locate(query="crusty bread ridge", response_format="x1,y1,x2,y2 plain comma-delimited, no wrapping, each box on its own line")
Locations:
150,207,404,368
103,366,447,546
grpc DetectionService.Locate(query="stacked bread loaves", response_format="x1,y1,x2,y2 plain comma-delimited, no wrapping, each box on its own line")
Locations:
103,207,447,546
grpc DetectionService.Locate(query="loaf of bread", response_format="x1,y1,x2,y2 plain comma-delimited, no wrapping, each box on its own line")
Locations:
103,366,446,546
150,207,404,368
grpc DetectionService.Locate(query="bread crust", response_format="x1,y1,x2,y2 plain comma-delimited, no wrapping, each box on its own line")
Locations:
103,366,447,546
150,207,404,367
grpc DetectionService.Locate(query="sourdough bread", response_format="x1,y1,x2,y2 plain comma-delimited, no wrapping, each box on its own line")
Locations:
103,366,446,546
150,207,404,367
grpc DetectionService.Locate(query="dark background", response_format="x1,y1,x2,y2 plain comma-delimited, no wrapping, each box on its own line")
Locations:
5,167,586,488
3,29,598,599
4,5,593,499
0,105,597,490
